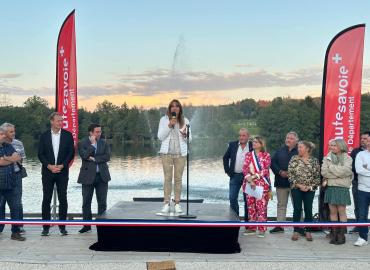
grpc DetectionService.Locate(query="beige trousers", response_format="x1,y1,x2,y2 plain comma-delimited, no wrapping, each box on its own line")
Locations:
161,154,186,203
276,187,291,222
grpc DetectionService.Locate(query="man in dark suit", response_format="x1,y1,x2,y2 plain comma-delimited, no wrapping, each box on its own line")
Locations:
77,124,111,233
269,131,298,234
223,128,252,221
38,112,75,236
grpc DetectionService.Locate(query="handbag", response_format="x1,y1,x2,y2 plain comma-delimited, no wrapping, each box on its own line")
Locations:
17,162,28,178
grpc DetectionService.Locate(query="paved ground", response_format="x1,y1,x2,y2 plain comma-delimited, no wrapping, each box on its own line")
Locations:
0,225,369,269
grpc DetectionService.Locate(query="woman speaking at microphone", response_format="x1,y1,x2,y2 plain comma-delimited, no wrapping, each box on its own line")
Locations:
157,99,191,214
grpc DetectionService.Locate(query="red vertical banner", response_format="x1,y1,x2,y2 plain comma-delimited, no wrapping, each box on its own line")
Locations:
320,24,365,158
319,24,365,221
56,10,78,154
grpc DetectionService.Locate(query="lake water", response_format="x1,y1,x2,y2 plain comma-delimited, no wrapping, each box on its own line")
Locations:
19,141,356,219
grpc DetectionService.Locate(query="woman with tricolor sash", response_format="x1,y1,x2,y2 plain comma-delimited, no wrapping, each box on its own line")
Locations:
242,136,272,238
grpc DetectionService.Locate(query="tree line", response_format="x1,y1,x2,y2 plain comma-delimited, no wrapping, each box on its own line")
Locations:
1,94,370,156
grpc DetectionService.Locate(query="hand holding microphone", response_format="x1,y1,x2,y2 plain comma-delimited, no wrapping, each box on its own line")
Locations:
168,112,177,128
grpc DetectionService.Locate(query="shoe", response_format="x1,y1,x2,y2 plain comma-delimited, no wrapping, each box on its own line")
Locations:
79,226,92,234
349,227,360,234
174,204,183,213
11,232,26,241
291,232,299,241
354,237,368,247
41,229,50,236
269,227,284,234
161,203,170,214
60,229,68,236
305,232,313,242
336,227,346,245
243,229,256,236
257,231,266,238
329,228,338,244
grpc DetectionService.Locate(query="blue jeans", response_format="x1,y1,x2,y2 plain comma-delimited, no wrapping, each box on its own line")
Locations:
0,187,21,233
229,173,248,221
0,172,22,232
352,181,359,222
358,190,370,241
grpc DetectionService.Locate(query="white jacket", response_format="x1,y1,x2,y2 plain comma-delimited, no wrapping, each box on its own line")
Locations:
355,150,370,192
157,115,192,156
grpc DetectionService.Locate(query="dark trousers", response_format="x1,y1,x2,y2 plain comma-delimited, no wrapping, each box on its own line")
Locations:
82,173,108,226
291,188,315,233
0,187,20,233
358,190,370,241
42,173,68,230
352,181,359,222
0,172,23,232
229,173,248,221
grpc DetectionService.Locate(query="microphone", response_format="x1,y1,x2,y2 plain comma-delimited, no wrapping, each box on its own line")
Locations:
170,112,177,128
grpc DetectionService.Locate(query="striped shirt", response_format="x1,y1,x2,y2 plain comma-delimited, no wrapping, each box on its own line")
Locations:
11,139,26,172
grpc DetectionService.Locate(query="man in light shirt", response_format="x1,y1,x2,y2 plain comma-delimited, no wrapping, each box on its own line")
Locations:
223,128,253,221
38,112,74,236
350,131,370,234
354,136,370,246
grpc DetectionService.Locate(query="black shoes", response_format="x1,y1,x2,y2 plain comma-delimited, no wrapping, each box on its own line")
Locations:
11,232,26,241
79,226,92,234
41,228,50,236
60,228,68,236
269,227,285,234
41,228,68,236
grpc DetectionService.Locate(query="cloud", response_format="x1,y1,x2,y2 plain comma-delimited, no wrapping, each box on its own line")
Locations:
3,66,370,101
234,64,255,68
0,73,22,79
0,84,52,95
114,67,324,96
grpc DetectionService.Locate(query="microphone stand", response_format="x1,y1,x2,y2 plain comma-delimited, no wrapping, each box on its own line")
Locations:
179,124,196,219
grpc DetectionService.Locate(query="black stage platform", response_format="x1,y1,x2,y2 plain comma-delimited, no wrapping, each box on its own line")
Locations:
90,201,241,253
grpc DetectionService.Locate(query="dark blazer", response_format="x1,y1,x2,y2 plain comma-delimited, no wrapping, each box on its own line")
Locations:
223,140,253,178
351,147,364,184
77,137,111,185
38,129,75,177
271,145,298,188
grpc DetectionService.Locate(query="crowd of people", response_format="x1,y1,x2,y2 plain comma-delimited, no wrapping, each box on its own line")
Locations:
223,128,370,247
1,98,370,248
0,112,111,241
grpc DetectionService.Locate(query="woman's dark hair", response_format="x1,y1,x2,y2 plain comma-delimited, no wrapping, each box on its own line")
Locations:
166,99,184,128
88,123,101,133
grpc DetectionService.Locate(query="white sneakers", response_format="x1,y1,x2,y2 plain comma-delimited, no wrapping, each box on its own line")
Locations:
174,203,183,213
354,237,368,247
160,203,183,214
161,203,170,214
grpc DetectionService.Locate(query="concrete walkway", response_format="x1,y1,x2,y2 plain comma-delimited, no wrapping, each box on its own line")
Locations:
0,225,369,269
